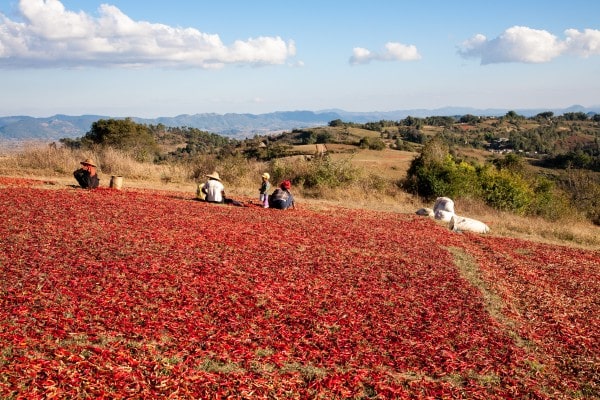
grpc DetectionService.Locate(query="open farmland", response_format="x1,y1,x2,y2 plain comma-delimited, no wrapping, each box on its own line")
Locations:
0,177,598,399
328,149,416,179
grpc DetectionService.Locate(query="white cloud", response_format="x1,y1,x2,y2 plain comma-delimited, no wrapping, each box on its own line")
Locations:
564,28,600,58
0,0,296,69
458,25,600,64
350,41,421,65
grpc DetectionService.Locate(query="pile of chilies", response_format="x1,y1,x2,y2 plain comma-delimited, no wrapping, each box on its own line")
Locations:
0,178,598,398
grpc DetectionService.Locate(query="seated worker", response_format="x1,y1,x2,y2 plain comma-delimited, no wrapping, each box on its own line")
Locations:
73,158,100,189
201,171,226,203
269,180,295,210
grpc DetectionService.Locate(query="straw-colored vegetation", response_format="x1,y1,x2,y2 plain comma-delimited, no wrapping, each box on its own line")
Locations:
1,141,598,250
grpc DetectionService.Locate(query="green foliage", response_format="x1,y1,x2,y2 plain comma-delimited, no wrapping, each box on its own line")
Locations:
58,137,82,150
504,110,524,120
423,116,456,127
301,131,317,145
266,144,293,160
394,138,417,151
478,167,533,214
358,137,386,150
526,177,573,221
405,136,467,199
269,156,359,190
405,139,563,216
492,153,529,175
535,111,554,120
402,116,423,129
82,118,159,162
561,168,600,225
538,151,600,172
408,158,455,199
161,126,233,157
316,131,333,144
459,114,479,124
405,154,479,200
562,112,588,121
402,128,425,144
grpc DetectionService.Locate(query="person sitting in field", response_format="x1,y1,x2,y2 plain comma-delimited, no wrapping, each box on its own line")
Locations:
201,171,226,203
269,180,295,210
73,158,100,189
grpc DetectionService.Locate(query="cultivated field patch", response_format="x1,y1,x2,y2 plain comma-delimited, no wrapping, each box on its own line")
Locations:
0,177,598,398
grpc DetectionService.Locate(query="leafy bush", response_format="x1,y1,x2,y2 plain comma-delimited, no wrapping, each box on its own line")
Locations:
478,167,533,214
269,156,360,190
81,118,159,162
404,136,476,199
526,177,574,221
561,168,600,225
358,137,386,150
404,137,580,219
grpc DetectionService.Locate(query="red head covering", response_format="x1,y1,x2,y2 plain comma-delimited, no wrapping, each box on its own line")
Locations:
280,180,291,190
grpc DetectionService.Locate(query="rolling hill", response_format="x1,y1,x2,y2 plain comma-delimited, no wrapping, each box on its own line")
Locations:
1,105,598,143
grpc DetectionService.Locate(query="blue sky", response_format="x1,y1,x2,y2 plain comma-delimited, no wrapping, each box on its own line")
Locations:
1,0,599,118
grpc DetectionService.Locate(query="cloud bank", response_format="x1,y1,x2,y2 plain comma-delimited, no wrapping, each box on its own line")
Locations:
0,0,296,68
458,25,600,64
350,42,421,65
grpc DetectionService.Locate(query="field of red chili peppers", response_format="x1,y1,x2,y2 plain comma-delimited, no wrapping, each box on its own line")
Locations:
1,176,598,399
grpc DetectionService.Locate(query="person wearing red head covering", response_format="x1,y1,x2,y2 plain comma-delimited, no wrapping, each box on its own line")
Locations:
269,180,295,209
73,158,100,189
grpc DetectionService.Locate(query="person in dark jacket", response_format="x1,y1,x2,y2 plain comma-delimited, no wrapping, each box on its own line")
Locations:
74,158,100,189
269,180,295,210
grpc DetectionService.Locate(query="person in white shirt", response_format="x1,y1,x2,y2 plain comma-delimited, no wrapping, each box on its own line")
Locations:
201,172,226,203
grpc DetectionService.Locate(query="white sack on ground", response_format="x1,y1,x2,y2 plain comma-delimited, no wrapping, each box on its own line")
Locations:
416,208,434,217
434,209,454,222
433,197,455,214
450,215,490,234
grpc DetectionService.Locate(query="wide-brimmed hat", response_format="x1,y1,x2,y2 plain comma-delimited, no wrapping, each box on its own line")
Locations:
206,171,222,181
80,158,96,167
262,172,270,179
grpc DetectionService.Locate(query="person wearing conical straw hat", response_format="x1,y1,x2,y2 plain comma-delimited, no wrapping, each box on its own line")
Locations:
201,171,226,203
73,158,100,189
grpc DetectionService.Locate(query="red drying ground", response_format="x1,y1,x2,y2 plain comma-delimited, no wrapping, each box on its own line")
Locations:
0,177,598,399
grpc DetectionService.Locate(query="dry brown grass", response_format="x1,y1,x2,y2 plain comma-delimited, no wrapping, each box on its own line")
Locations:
448,197,599,250
329,149,416,180
1,144,598,250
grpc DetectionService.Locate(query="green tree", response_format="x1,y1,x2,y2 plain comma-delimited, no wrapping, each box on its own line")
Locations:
535,111,554,120
478,167,533,214
358,137,386,150
405,136,452,198
82,118,159,162
459,114,479,124
505,110,521,119
562,112,588,121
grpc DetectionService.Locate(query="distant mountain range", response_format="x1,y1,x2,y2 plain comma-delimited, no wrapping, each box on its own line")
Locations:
1,105,598,143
